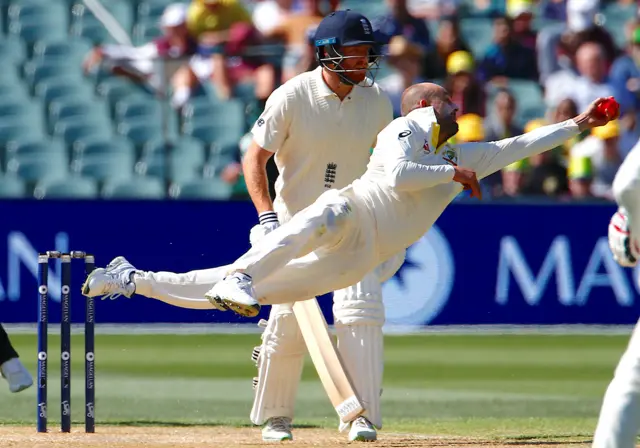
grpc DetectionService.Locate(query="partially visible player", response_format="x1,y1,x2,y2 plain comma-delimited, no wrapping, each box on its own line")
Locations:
0,323,32,393
592,137,640,448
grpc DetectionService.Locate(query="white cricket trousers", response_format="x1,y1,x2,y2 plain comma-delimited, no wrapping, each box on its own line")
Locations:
133,188,379,308
593,318,640,448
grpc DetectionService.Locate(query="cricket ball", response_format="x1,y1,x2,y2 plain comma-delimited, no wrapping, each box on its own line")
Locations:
595,97,619,119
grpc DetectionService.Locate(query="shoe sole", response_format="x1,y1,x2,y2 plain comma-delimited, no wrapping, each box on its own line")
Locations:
205,293,260,317
262,435,293,442
221,298,260,318
351,435,377,442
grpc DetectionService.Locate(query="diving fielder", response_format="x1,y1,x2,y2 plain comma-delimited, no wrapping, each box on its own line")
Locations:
592,137,640,448
85,10,403,443
83,85,612,426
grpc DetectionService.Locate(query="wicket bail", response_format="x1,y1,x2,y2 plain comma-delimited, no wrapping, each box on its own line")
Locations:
37,251,96,433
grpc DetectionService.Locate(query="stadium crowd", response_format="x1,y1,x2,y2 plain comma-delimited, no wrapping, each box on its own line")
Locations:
1,0,639,201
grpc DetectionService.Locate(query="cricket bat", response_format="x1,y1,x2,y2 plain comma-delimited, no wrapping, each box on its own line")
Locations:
292,298,365,423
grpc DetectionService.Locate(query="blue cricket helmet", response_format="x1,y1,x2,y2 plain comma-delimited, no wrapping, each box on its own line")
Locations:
313,10,382,87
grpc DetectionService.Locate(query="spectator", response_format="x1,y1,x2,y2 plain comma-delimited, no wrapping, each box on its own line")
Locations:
444,50,486,116
405,0,460,20
570,119,623,199
520,118,570,197
252,0,292,36
501,160,526,198
373,0,432,53
379,36,426,118
484,88,523,140
422,15,470,80
537,0,617,83
261,0,329,82
567,155,595,200
186,0,252,39
610,24,640,118
551,97,583,159
479,16,538,82
82,3,200,109
506,0,536,51
545,42,617,112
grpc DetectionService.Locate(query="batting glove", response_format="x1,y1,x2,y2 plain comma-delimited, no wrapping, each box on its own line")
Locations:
608,208,640,267
249,211,280,246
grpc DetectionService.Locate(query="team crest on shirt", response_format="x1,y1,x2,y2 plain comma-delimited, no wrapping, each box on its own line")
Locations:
422,140,431,154
442,147,458,166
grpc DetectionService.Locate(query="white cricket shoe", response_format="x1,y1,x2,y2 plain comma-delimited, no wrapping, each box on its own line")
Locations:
1,358,33,393
262,416,293,442
204,272,261,317
349,416,377,442
81,256,137,300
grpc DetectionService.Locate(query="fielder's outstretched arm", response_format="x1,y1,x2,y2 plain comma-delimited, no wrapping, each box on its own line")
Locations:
459,99,612,180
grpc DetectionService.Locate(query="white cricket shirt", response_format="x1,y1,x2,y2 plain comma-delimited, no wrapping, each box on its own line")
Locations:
350,107,581,260
250,66,393,220
613,138,640,238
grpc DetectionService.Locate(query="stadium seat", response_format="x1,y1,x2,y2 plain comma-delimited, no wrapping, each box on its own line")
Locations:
115,96,162,124
48,100,109,134
73,136,135,160
53,117,113,146
170,178,234,200
8,17,67,46
70,0,134,37
459,18,494,58
0,176,26,198
182,99,246,142
24,60,83,93
32,38,94,66
137,0,176,21
5,139,66,168
36,78,93,108
33,176,99,199
102,176,166,199
204,140,240,176
117,119,163,147
0,35,27,66
97,78,152,114
6,153,68,182
69,20,117,45
72,152,135,182
0,121,43,146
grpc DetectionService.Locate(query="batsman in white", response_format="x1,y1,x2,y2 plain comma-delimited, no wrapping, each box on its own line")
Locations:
592,137,640,448
82,9,404,443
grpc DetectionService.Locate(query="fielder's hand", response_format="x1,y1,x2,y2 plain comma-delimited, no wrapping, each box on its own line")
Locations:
608,208,639,267
453,166,482,199
575,97,620,132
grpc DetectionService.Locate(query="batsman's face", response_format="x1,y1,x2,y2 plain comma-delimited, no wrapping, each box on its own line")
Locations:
340,45,371,83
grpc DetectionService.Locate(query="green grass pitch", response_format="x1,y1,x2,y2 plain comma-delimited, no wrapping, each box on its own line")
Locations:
0,332,630,439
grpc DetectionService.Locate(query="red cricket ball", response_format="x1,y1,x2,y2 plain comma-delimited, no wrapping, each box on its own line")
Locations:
596,98,619,119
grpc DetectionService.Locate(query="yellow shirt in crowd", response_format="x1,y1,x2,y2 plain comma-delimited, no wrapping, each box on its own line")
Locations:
187,0,251,38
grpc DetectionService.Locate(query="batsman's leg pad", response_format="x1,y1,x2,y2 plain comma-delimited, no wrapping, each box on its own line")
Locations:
250,303,306,425
333,271,384,430
593,320,640,448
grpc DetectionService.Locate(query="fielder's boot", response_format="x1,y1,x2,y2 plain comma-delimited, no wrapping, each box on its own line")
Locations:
1,358,33,393
81,256,137,300
349,416,377,442
205,272,261,318
262,416,293,442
